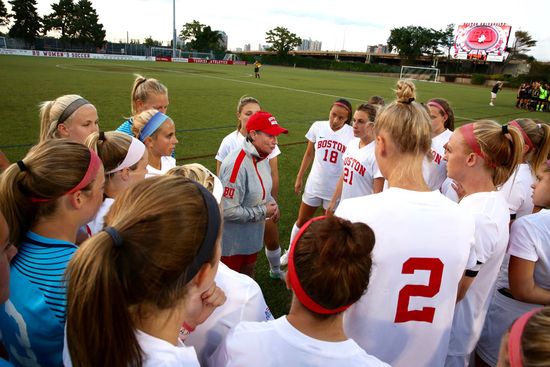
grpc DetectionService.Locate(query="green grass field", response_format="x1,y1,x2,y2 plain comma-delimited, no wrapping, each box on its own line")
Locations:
0,55,546,316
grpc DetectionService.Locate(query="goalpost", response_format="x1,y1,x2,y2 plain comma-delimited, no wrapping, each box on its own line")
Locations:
0,37,7,49
400,65,440,83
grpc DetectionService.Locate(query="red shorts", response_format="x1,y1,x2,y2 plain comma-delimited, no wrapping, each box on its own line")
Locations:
221,253,258,273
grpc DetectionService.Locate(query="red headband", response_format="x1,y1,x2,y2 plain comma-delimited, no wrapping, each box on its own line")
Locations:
459,123,496,168
333,101,351,113
288,215,352,315
31,149,102,203
427,101,448,120
509,120,534,151
508,308,543,367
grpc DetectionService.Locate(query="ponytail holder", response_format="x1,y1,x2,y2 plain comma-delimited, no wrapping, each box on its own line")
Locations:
407,97,415,103
502,124,509,135
98,131,106,141
508,308,543,367
16,160,27,171
537,123,542,129
288,215,353,315
104,226,123,247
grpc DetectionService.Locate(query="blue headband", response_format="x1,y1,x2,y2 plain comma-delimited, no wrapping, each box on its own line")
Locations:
138,111,170,141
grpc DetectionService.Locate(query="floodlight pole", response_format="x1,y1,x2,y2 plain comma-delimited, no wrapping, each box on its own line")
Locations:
172,0,176,58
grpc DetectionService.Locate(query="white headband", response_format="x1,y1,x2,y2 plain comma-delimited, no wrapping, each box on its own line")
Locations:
106,137,146,174
212,174,223,204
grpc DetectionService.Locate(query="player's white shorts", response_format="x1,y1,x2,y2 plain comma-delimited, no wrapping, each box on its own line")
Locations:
476,289,538,366
302,191,331,210
491,92,498,99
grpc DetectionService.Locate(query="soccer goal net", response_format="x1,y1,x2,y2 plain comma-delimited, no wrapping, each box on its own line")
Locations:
400,66,440,83
0,37,7,49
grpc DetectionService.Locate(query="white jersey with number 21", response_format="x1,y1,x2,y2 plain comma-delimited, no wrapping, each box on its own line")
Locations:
335,188,475,367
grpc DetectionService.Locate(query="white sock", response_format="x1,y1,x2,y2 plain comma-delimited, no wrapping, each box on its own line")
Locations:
289,222,301,250
265,247,281,271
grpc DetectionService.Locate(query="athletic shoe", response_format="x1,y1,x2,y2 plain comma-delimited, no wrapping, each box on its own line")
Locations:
489,102,494,106
269,269,286,280
280,249,289,266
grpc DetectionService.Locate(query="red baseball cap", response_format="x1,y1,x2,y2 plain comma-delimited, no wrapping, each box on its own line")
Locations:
246,111,288,136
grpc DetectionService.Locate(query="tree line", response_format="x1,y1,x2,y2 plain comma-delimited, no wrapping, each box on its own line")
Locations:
0,1,537,65
0,0,105,49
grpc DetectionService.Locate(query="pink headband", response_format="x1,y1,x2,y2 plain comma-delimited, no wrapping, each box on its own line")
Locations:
288,215,352,315
508,308,543,367
459,123,496,168
31,149,102,203
333,101,351,113
427,101,448,120
509,120,534,151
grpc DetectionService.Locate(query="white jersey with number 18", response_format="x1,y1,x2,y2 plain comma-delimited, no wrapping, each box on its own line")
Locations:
304,121,354,200
335,188,475,367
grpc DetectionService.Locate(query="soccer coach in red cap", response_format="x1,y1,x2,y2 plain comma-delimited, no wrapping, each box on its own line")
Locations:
218,111,288,278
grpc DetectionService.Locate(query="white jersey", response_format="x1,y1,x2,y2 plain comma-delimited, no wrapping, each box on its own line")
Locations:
476,210,550,366
64,330,200,367
146,156,176,178
305,121,354,200
215,131,281,162
447,191,510,359
86,198,114,235
185,263,273,365
335,188,475,367
341,139,382,200
499,163,535,218
423,130,452,190
441,177,459,202
208,316,390,367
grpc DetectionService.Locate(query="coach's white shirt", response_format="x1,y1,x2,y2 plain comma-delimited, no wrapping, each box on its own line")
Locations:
499,163,535,218
185,263,273,365
215,131,281,163
305,121,354,200
208,316,390,367
446,191,510,360
335,187,475,367
146,156,176,178
341,139,382,200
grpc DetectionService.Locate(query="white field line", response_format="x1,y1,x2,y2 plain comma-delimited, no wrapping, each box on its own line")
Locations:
55,63,366,102
56,63,479,121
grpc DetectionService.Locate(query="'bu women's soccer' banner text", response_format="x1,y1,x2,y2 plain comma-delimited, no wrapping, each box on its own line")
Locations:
453,23,512,62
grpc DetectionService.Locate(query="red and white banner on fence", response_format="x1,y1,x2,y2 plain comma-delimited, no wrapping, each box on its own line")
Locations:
1,48,247,65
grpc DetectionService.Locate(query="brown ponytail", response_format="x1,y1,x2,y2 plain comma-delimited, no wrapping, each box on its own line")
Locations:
66,176,218,366
0,139,96,245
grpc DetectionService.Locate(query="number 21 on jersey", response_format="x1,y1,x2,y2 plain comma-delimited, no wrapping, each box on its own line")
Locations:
394,257,444,323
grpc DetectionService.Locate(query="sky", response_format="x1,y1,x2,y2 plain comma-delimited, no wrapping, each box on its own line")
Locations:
8,0,550,61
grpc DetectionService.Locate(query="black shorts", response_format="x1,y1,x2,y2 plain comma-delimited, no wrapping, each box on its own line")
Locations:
254,67,259,73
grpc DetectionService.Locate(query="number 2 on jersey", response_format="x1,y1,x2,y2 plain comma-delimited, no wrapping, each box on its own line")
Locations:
323,149,338,164
394,257,444,323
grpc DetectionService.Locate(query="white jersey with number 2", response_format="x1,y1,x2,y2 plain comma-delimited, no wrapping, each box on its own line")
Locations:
335,188,475,367
304,121,354,200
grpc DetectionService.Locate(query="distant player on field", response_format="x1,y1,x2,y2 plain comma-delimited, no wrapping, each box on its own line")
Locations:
490,81,503,106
